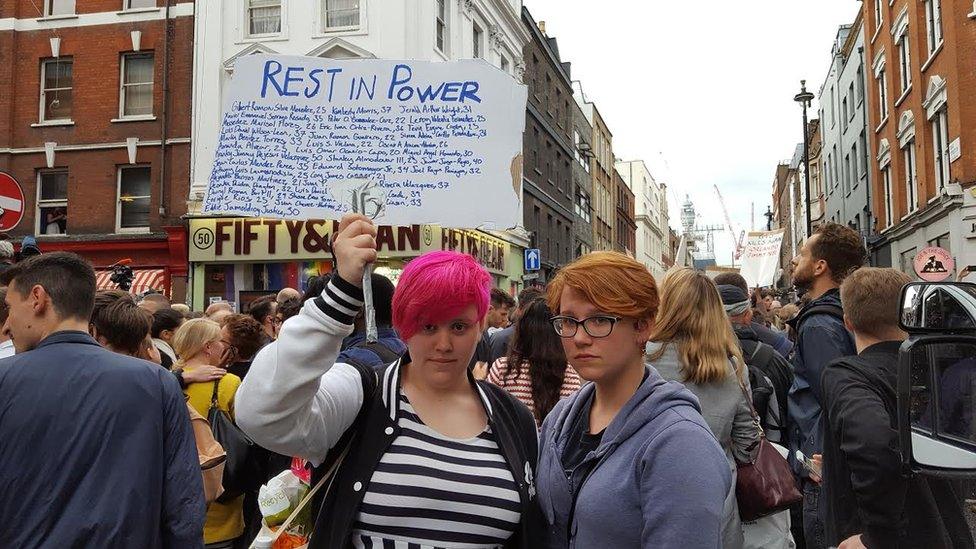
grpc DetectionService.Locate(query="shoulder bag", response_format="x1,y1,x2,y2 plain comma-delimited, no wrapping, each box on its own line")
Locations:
208,378,258,503
733,365,802,522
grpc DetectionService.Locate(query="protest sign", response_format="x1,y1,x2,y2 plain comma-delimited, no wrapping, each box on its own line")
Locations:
203,55,528,229
738,229,785,288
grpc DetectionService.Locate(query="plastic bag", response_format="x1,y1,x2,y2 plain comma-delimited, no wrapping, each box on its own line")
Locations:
253,469,312,548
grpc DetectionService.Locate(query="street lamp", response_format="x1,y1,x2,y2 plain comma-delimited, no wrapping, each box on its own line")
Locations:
764,205,774,231
794,80,815,238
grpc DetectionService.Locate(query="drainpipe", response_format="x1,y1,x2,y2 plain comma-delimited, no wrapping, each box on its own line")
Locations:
858,44,874,263
158,0,172,219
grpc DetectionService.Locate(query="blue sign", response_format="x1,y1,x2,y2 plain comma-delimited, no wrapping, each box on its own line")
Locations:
524,248,541,271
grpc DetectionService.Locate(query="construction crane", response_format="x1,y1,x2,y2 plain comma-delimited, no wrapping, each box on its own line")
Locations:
713,185,746,262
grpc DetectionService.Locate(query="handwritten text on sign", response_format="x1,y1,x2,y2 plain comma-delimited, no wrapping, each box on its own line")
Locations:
738,230,785,288
204,55,528,229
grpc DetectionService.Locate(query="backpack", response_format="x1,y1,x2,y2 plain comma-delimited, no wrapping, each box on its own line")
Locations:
793,303,844,332
341,339,404,371
746,342,794,436
186,403,227,505
746,364,775,430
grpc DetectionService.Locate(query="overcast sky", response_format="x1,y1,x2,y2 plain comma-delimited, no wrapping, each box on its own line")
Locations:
524,0,862,265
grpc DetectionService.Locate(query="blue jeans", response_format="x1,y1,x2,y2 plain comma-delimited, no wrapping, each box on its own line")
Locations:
802,482,826,549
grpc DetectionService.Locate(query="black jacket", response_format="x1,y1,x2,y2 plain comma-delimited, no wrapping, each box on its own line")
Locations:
309,357,544,549
821,341,974,548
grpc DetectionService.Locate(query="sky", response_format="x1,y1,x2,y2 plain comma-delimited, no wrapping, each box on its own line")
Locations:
524,0,862,266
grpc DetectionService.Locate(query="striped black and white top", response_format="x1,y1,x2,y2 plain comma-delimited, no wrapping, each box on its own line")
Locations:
350,393,521,549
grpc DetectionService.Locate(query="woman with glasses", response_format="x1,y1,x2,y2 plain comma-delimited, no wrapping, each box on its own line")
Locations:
236,214,544,548
537,252,732,548
171,317,244,549
647,268,762,549
488,297,582,428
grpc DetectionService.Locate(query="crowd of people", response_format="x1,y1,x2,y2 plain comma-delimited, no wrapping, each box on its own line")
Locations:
0,214,971,548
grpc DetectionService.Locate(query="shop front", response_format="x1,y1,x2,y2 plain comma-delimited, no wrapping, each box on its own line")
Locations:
28,227,189,300
187,218,526,311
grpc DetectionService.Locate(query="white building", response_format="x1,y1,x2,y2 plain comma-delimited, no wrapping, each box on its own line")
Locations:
189,0,528,205
616,159,669,280
185,0,531,306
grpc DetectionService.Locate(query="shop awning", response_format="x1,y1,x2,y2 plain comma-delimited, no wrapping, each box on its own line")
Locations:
95,268,167,296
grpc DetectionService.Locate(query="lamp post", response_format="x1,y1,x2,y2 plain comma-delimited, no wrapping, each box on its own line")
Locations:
764,205,774,231
794,80,815,238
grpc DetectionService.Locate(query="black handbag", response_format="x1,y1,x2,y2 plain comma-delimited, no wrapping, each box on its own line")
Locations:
208,379,257,503
734,370,803,521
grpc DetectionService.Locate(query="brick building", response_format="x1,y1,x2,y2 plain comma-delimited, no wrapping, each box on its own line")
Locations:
573,81,615,252
613,167,636,256
571,97,594,257
864,0,976,272
772,159,797,287
0,0,193,298
521,9,575,282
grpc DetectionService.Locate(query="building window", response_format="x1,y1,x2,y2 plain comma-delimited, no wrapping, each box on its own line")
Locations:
40,58,73,122
925,0,943,56
856,65,865,104
842,97,849,131
45,0,74,16
125,0,156,9
500,55,510,74
848,83,855,119
248,0,281,36
117,166,151,232
903,141,918,213
883,166,893,227
435,0,448,53
900,247,917,274
932,108,950,192
877,70,889,121
858,131,868,177
322,0,360,31
929,233,951,253
898,34,911,94
120,53,154,118
830,86,836,127
472,22,483,59
37,170,68,235
844,153,851,194
874,0,883,31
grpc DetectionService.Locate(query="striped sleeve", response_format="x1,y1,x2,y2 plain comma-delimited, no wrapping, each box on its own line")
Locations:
314,274,365,325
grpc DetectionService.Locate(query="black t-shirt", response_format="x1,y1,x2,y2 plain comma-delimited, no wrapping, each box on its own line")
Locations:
562,391,604,482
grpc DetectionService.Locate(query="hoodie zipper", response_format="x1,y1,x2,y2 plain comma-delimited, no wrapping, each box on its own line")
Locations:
565,448,612,543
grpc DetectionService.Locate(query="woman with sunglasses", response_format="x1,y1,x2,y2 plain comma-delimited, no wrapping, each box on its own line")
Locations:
236,214,543,548
536,252,732,548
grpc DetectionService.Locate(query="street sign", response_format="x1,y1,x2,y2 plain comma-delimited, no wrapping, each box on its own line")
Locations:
524,248,541,271
0,172,25,231
521,272,539,281
914,246,954,282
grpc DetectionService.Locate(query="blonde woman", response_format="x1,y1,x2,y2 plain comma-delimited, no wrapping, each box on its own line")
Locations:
647,268,762,549
172,318,243,549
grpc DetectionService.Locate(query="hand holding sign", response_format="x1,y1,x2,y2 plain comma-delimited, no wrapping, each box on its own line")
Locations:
333,213,378,289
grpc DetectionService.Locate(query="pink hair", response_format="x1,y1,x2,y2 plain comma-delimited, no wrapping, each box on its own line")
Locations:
392,250,492,341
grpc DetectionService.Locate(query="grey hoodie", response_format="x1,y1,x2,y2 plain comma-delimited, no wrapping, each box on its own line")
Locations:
537,365,732,548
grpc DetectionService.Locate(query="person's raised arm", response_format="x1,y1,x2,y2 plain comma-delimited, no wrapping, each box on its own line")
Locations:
236,214,378,465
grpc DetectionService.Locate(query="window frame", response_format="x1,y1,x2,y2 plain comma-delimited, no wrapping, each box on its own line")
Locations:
874,0,884,32
35,169,69,236
44,0,75,16
39,58,73,123
246,0,282,37
472,21,484,59
116,165,152,233
903,141,918,214
932,108,950,192
321,0,362,33
883,166,893,227
119,52,155,119
898,34,912,94
124,0,157,10
435,0,449,55
878,69,889,121
925,0,944,56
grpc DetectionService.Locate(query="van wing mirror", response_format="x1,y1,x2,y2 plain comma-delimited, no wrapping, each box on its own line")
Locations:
900,282,976,333
898,336,976,476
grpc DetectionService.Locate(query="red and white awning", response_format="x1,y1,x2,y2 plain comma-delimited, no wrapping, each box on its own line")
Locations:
95,268,167,296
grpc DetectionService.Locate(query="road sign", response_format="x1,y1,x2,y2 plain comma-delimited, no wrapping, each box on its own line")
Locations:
524,248,541,271
521,273,539,281
914,246,954,282
0,172,25,231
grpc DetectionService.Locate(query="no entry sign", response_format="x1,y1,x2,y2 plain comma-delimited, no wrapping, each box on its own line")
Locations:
0,172,25,231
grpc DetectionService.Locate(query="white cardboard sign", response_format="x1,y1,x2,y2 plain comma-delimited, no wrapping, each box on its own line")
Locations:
738,229,786,288
204,55,528,229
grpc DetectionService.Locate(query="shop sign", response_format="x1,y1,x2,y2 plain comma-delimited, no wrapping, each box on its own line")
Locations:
441,228,507,275
189,218,510,276
189,218,434,263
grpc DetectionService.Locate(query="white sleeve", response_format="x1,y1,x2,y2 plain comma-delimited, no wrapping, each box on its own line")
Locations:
236,276,367,466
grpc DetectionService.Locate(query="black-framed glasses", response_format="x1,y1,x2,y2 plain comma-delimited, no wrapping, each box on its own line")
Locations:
551,315,621,338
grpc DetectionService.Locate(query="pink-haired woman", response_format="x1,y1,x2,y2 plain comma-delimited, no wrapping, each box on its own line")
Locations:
236,214,543,549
